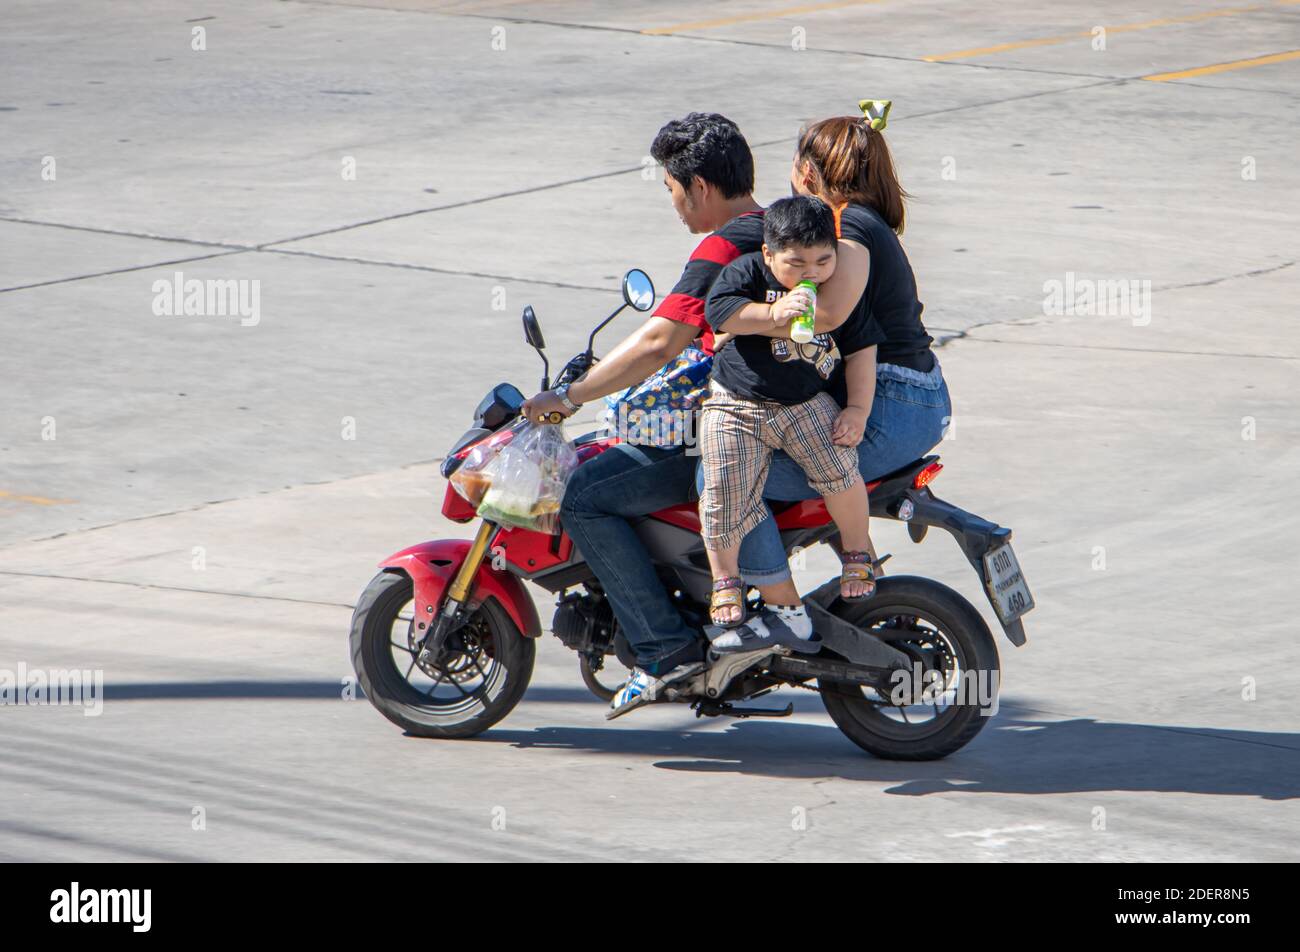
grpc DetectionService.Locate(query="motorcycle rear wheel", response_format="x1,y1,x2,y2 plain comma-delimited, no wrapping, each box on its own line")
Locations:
819,575,1000,761
350,571,534,738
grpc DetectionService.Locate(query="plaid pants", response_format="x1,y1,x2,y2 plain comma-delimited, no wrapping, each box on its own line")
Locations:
699,380,862,550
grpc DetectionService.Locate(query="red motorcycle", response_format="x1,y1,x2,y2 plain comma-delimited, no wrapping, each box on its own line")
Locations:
350,270,1035,759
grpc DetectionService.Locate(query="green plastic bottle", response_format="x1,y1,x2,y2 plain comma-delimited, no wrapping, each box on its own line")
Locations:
789,280,817,343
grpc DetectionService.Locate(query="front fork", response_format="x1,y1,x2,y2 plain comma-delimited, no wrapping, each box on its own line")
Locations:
415,519,497,665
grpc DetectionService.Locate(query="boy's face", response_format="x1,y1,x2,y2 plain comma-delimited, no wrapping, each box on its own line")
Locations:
763,242,836,289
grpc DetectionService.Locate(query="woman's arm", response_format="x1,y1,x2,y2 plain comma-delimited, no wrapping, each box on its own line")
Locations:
811,239,870,332
843,346,877,417
832,346,877,446
717,242,871,338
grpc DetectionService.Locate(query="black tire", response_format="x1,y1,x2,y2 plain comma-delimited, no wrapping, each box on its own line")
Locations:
350,571,534,738
819,575,1000,760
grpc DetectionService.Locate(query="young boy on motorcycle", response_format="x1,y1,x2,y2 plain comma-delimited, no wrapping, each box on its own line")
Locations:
699,195,882,651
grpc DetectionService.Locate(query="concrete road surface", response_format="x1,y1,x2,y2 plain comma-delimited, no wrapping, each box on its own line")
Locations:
1,0,1298,861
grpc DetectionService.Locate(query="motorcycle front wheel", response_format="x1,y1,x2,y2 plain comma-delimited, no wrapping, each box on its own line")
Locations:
350,571,534,738
819,575,1001,761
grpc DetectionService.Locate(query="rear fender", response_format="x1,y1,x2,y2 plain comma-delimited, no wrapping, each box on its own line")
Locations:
887,488,1028,647
379,539,542,640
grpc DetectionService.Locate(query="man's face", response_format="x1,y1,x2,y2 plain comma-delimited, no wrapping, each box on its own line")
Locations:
664,172,711,234
763,242,837,289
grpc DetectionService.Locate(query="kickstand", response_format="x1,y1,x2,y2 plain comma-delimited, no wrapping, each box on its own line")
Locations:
694,701,794,719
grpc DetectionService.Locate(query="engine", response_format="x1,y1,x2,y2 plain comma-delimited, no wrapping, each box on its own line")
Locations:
551,589,617,654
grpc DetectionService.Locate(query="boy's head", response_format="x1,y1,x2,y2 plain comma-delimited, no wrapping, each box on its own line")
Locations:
651,113,755,234
762,195,837,289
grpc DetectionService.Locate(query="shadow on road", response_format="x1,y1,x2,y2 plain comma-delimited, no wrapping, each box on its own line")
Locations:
97,682,624,702
482,699,1299,801
89,683,1297,800
101,680,350,700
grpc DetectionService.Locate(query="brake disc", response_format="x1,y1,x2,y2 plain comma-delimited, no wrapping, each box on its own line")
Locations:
875,618,956,704
407,615,494,682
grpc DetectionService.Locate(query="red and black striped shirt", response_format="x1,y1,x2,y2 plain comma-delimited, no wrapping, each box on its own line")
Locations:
652,209,765,355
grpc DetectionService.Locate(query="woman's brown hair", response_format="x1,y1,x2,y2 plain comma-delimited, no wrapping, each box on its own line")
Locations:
794,116,906,233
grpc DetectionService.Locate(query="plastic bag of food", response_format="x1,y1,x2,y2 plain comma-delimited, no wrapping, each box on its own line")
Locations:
449,435,509,508
475,421,578,534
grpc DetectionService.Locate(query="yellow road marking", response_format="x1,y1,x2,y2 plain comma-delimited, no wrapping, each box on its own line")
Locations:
643,0,886,36
0,489,74,506
923,3,1293,61
1142,48,1300,80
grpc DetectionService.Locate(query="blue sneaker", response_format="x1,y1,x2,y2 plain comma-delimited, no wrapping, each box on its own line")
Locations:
606,662,703,720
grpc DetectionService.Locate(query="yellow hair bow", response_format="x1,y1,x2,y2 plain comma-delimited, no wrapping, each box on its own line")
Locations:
858,99,891,131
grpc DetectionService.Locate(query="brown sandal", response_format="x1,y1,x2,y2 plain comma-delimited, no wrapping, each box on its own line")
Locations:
839,551,877,602
709,576,748,629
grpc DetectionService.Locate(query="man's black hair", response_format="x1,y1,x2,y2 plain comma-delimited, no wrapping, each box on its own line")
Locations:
650,113,754,199
763,195,837,251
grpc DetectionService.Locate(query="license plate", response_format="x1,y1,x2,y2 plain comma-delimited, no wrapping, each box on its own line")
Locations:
983,543,1034,626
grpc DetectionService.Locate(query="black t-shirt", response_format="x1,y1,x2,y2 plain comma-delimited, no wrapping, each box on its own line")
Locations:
836,203,934,372
652,209,765,355
705,253,885,405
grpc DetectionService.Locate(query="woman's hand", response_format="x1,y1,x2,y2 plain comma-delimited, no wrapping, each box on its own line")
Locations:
769,287,814,327
520,389,576,424
832,405,869,447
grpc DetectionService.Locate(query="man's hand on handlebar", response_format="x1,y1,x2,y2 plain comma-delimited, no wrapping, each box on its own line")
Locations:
521,389,577,424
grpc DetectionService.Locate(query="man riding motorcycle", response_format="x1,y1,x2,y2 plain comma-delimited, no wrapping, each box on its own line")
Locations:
522,113,770,715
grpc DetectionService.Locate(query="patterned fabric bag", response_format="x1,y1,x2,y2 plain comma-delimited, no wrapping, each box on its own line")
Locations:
599,345,712,449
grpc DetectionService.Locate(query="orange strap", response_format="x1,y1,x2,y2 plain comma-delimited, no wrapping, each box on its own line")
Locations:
832,201,847,239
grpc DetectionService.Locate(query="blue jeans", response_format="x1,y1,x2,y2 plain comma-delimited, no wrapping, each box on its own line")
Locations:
696,359,952,585
561,442,704,673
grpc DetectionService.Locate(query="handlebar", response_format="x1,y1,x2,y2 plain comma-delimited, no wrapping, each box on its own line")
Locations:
555,352,594,387
529,351,593,423
513,408,566,427
519,351,596,426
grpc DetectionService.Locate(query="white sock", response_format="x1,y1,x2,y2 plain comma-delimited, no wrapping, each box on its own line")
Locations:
771,604,813,639
711,605,812,647
712,629,745,649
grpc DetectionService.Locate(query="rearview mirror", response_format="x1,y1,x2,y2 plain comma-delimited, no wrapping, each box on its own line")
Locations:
622,269,655,312
522,306,545,350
